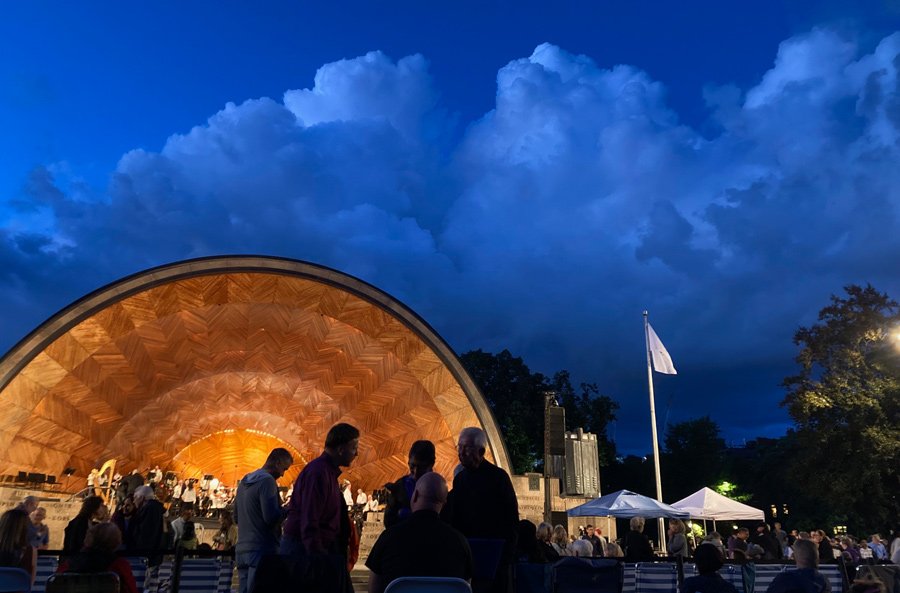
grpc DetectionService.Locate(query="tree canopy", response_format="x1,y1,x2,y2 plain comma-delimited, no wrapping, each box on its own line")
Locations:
781,284,900,531
460,349,619,474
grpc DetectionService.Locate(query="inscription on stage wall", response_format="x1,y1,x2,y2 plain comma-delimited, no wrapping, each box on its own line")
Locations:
511,475,545,523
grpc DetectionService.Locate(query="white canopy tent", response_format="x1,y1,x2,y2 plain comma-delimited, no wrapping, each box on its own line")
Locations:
671,487,764,532
671,487,764,520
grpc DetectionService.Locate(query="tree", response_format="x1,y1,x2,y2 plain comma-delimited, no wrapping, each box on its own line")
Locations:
782,284,900,532
460,349,619,475
661,416,727,502
460,349,549,474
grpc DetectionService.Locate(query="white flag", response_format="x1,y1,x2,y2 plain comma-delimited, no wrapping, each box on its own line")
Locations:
648,323,677,375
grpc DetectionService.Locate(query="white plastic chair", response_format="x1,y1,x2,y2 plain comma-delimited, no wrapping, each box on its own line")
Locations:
384,576,472,593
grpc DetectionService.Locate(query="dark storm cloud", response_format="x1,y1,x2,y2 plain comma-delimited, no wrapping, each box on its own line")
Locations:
2,32,900,452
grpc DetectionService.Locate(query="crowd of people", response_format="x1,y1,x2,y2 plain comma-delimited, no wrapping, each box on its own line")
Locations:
0,484,242,591
234,424,518,593
2,427,899,593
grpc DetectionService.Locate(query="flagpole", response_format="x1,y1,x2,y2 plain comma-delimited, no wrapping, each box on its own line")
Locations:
643,310,667,554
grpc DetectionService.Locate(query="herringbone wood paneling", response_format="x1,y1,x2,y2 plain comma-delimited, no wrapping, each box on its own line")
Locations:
0,272,490,492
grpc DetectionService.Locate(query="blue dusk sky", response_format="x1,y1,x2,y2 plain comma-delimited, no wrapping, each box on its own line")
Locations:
2,1,900,455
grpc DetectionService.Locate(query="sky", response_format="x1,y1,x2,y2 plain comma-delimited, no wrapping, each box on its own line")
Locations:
2,1,900,455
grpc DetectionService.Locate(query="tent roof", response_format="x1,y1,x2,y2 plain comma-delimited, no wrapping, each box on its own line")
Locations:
670,487,764,520
567,489,690,519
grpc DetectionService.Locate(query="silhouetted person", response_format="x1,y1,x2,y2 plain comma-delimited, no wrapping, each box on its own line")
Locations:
235,447,293,593
442,427,518,593
281,423,360,593
367,472,472,593
383,440,435,528
767,539,831,593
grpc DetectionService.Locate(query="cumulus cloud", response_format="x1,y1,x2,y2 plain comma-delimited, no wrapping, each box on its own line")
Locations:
3,31,900,451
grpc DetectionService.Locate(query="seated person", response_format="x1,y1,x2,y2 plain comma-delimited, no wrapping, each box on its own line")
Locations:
516,520,548,563
569,539,594,557
683,543,738,593
366,473,472,593
58,522,138,593
766,539,831,593
0,509,36,584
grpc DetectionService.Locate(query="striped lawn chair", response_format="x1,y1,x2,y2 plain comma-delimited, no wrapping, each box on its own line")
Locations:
32,555,59,593
217,557,235,593
718,563,745,592
125,557,148,592
681,561,744,591
818,564,845,593
178,558,221,593
623,563,638,593
749,564,787,593
635,562,678,593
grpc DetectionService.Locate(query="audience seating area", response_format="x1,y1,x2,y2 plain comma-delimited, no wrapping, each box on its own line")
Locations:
32,552,234,593
515,560,849,593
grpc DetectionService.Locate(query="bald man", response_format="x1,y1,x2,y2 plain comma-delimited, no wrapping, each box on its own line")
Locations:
366,473,472,593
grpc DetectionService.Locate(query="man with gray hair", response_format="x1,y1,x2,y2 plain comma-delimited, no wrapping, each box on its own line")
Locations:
130,484,167,584
766,539,831,593
443,427,518,593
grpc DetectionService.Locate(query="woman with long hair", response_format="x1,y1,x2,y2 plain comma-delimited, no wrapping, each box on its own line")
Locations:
0,509,36,585
551,525,571,557
63,495,107,555
668,519,689,557
213,511,238,551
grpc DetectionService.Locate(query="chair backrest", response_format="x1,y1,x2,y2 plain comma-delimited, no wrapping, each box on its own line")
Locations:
0,567,31,593
216,558,235,593
634,562,677,593
515,562,552,593
385,576,472,593
554,557,623,593
178,558,220,593
32,555,59,593
623,563,638,593
124,556,148,592
45,572,119,593
748,563,785,593
467,539,505,581
817,564,846,593
856,564,900,593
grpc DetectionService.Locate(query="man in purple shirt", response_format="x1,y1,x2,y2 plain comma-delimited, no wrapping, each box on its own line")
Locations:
281,422,359,591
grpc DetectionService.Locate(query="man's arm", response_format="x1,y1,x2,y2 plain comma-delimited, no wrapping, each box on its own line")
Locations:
260,478,282,528
298,469,329,553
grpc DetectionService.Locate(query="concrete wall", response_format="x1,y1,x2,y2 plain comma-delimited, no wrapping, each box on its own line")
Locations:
510,473,616,542
0,486,80,550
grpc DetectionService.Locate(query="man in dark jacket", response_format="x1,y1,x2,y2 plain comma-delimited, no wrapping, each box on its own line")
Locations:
130,485,166,588
235,447,293,593
442,427,518,593
383,440,435,528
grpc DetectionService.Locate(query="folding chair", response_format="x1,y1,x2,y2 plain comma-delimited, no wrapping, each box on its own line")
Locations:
178,558,220,593
0,567,31,593
45,572,119,593
385,576,472,593
32,555,59,593
554,557,623,593
635,562,678,593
